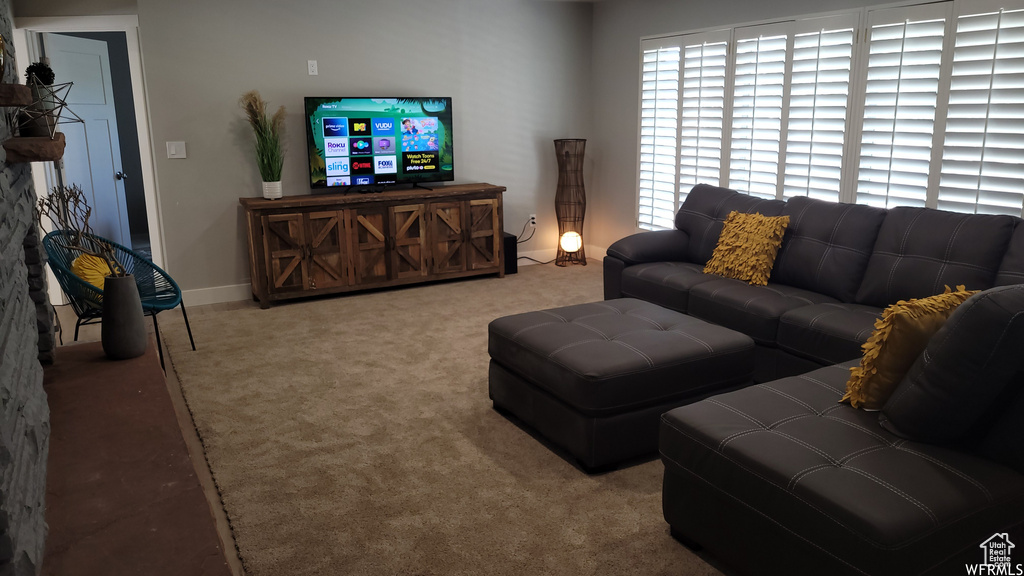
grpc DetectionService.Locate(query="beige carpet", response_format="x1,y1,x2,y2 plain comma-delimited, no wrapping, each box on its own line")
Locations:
162,263,722,576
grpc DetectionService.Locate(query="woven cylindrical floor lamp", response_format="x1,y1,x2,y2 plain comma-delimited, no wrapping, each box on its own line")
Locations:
554,139,586,267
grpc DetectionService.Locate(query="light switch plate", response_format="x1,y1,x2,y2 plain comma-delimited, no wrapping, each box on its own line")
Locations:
166,141,187,159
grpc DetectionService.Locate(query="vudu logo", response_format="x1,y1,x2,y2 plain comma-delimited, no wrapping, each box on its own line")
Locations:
372,118,395,135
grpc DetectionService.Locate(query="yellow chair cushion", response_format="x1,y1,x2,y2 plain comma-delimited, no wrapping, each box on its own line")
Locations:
842,285,978,410
71,253,112,291
703,211,790,286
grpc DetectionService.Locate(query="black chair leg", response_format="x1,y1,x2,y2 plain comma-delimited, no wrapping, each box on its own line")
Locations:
179,300,196,351
74,318,83,342
52,304,63,346
151,313,165,371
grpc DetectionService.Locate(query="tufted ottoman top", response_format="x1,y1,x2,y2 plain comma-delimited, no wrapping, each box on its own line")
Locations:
488,298,754,416
660,362,1024,555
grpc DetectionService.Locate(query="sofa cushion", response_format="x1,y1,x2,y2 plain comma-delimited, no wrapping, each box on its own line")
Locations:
675,185,786,265
772,196,887,302
777,303,882,365
689,279,839,345
881,285,1024,443
703,211,789,286
620,261,714,313
660,362,1024,574
978,376,1024,474
995,220,1024,286
855,207,1015,307
843,286,978,410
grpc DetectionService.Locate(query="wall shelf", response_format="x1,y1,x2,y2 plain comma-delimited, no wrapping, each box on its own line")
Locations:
0,84,32,107
3,132,66,163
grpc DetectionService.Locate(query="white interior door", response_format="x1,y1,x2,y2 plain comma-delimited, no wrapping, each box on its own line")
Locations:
43,32,131,246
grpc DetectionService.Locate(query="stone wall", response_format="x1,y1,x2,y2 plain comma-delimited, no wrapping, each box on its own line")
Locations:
0,1,53,573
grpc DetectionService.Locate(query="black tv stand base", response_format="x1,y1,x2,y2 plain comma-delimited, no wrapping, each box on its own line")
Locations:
413,182,435,191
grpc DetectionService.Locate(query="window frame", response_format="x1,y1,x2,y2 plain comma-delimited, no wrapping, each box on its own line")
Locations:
634,0,1024,230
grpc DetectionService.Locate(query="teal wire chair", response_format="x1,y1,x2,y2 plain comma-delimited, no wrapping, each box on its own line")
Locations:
42,230,196,367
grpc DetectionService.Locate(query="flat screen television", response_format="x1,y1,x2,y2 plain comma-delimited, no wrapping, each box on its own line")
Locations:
303,97,454,191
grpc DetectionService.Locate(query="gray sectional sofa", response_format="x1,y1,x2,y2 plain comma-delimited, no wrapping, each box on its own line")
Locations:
604,184,1024,382
602,185,1024,575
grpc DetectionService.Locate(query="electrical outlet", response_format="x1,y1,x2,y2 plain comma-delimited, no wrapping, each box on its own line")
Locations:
307,60,318,75
529,214,537,227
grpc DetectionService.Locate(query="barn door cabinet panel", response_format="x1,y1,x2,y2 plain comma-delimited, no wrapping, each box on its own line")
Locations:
240,183,505,308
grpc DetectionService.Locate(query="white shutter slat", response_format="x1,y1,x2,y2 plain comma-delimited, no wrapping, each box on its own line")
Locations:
784,27,855,200
729,33,787,199
855,12,944,209
939,7,1024,217
678,39,727,194
638,44,681,230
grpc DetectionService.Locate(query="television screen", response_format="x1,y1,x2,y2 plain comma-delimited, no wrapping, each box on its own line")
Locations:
304,97,454,190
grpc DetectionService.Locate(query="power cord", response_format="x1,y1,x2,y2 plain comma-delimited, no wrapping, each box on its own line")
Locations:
518,256,555,265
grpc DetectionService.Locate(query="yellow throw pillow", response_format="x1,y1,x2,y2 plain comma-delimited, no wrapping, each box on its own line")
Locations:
703,211,790,286
71,253,111,291
842,285,979,410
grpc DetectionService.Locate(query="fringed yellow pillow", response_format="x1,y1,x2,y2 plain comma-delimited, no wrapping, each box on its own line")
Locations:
71,254,111,291
703,211,790,286
842,285,978,410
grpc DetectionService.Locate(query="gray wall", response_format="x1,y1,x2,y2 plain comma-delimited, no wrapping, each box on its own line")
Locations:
1,0,52,572
588,0,891,250
136,0,593,293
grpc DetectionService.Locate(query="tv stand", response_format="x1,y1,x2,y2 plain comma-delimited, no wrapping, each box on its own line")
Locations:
240,183,505,308
412,182,436,191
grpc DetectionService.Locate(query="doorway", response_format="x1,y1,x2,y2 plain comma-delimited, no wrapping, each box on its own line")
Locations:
36,31,150,257
14,15,165,270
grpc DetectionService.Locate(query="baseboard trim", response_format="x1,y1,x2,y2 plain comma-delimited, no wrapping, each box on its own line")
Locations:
180,246,607,303
182,283,251,306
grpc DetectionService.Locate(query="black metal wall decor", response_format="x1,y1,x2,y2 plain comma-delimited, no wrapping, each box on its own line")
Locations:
554,138,586,267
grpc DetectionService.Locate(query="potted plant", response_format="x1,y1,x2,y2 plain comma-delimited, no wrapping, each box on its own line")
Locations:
37,184,146,360
239,90,285,199
22,58,57,138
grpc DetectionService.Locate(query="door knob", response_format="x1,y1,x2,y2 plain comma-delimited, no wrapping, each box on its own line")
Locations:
115,171,128,180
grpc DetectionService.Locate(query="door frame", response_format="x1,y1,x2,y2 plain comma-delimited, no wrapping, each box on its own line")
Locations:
13,15,166,269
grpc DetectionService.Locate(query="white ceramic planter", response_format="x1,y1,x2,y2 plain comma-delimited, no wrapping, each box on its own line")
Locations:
262,181,282,200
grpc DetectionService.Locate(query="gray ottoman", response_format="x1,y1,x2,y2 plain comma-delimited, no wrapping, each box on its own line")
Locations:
488,298,754,471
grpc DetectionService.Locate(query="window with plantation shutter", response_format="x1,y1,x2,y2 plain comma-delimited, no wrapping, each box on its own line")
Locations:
782,23,855,202
856,7,947,209
638,42,681,230
679,40,728,192
730,29,788,200
634,0,1024,231
938,6,1024,216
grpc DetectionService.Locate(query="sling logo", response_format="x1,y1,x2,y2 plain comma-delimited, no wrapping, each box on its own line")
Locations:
372,118,395,135
966,534,1022,575
326,159,350,176
375,155,397,174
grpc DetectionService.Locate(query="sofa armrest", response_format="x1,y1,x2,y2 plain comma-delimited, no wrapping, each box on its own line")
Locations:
604,256,625,300
606,229,690,266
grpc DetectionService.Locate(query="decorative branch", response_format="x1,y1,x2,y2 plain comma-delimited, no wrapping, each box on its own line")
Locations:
35,184,124,277
239,90,285,182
